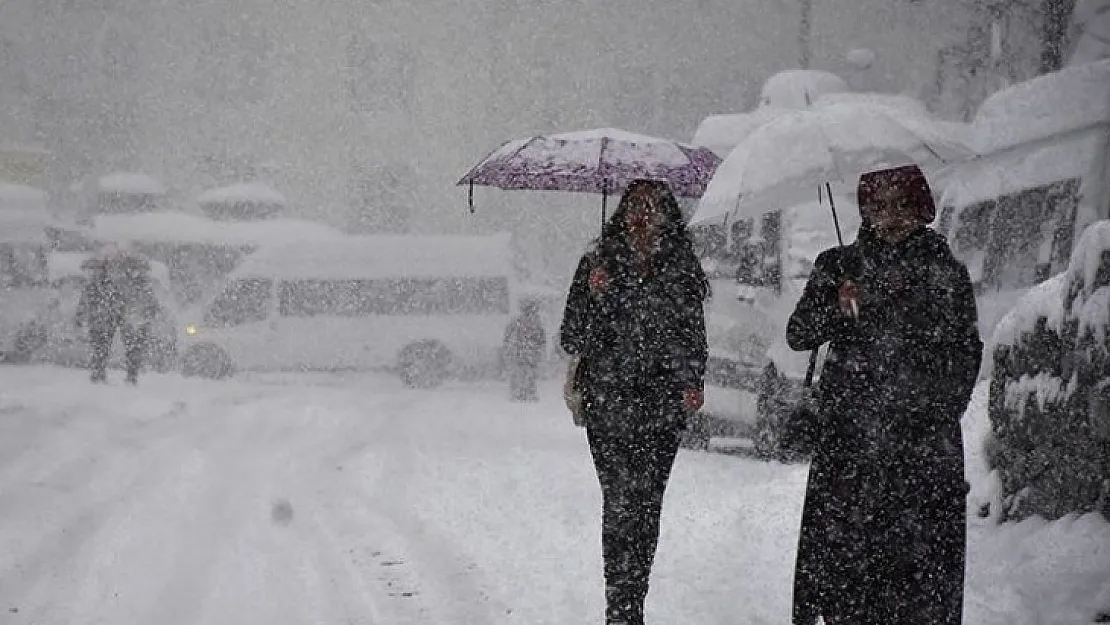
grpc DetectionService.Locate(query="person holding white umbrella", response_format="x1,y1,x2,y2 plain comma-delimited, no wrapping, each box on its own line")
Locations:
785,164,981,625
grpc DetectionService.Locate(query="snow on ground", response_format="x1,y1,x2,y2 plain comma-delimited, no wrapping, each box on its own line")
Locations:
0,366,1106,624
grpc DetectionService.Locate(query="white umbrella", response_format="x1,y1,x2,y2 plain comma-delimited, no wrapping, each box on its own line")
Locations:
691,101,975,229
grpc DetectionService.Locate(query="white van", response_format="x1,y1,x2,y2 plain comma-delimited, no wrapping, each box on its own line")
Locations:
180,232,518,386
937,58,1110,343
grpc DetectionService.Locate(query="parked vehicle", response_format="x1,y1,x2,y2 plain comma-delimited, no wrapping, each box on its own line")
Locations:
937,58,1110,341
693,198,860,457
180,233,519,386
0,183,52,362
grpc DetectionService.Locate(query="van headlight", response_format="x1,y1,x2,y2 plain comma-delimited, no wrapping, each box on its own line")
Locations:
185,324,198,337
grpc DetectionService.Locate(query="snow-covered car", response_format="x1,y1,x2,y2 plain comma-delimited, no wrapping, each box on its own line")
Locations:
937,58,1110,343
179,233,520,387
695,198,861,458
17,252,180,372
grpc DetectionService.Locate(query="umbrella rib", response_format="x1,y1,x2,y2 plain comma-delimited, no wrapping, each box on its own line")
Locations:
457,136,541,187
870,107,956,166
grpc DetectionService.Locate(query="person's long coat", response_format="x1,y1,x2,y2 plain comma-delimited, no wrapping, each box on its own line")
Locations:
786,226,982,625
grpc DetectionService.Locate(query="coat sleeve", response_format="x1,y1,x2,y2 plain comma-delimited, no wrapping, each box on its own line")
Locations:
786,248,853,352
919,260,983,413
673,282,708,390
559,253,594,356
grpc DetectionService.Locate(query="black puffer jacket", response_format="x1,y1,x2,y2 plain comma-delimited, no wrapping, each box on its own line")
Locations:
560,243,707,405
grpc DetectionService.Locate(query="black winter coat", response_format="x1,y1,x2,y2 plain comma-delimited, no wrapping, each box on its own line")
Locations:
560,244,707,427
786,227,982,625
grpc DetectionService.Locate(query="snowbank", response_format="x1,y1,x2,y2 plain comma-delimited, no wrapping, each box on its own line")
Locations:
0,366,1107,624
988,272,1067,352
973,58,1110,154
97,172,165,196
196,182,286,207
1067,219,1110,295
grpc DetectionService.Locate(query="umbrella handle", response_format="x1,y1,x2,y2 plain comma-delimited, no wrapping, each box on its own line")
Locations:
826,182,845,247
602,188,608,225
468,181,475,214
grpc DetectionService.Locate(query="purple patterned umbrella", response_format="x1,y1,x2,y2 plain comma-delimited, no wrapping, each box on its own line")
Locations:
458,128,721,220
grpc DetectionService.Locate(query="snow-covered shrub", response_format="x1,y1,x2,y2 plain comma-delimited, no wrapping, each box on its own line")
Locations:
988,221,1110,521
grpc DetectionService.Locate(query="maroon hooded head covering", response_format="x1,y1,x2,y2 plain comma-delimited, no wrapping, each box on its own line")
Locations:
857,164,937,224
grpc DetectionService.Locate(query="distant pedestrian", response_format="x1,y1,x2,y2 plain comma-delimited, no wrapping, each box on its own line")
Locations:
503,299,547,401
76,248,159,384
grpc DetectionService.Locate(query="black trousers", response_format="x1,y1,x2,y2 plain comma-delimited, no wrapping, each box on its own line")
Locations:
585,390,682,624
89,318,148,380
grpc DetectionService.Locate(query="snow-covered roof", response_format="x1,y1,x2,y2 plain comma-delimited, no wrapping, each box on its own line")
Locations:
97,172,166,196
232,232,514,281
940,132,1104,208
196,182,286,206
759,69,849,109
89,212,345,247
972,58,1110,154
988,272,1067,351
692,93,960,164
0,182,48,208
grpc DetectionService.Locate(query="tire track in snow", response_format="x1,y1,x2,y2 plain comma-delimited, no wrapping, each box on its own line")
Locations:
135,398,285,625
322,394,514,625
0,392,267,615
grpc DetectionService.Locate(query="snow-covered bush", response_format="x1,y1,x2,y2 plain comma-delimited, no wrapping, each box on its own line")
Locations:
987,221,1110,521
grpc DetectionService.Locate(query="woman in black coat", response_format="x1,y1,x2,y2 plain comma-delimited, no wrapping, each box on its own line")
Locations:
560,179,709,625
787,165,982,625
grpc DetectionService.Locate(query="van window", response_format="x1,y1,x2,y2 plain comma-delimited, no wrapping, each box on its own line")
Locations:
204,278,272,326
279,277,511,317
951,178,1080,291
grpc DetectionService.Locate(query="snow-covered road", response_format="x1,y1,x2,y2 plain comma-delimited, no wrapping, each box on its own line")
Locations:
0,366,1106,624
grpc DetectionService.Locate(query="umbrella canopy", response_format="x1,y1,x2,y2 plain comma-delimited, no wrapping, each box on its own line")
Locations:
458,128,721,215
691,102,974,225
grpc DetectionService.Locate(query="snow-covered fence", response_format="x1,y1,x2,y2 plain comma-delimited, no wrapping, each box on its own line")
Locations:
987,220,1110,521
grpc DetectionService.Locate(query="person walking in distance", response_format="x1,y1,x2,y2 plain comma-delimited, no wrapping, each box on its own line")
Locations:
503,298,547,401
